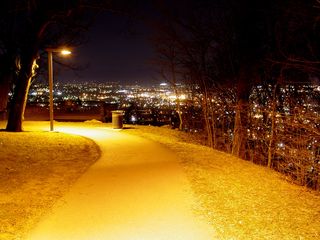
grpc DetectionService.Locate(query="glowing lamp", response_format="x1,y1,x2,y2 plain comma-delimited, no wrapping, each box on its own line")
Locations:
61,49,71,55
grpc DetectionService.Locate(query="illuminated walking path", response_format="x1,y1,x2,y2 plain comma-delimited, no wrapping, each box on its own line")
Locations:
27,124,215,240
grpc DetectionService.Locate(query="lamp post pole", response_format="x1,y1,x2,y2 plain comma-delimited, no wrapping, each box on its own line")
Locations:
46,48,71,131
47,50,54,131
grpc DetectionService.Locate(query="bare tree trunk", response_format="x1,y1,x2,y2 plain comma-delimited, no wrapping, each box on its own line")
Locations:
267,84,278,168
176,97,183,130
172,84,183,131
208,97,217,148
0,77,11,119
0,54,18,120
232,65,252,159
6,78,31,132
6,54,37,132
168,49,184,131
232,99,246,157
0,75,11,110
202,97,213,148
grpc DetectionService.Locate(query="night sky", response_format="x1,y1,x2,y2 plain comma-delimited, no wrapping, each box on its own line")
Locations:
57,12,157,85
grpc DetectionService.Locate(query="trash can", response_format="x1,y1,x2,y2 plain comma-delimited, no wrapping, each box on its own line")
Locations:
111,110,124,129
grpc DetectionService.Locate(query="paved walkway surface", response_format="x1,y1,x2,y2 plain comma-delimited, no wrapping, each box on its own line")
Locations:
27,125,215,240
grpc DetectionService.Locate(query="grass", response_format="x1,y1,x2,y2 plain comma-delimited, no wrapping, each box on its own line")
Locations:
127,125,320,240
0,122,100,240
1,121,319,239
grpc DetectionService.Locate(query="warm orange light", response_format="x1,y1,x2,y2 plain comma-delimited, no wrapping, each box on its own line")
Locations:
61,49,71,55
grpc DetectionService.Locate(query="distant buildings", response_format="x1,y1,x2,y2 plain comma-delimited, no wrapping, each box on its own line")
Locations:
28,82,193,107
27,81,196,126
27,82,319,129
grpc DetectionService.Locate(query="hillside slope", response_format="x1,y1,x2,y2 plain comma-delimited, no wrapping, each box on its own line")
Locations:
128,125,320,240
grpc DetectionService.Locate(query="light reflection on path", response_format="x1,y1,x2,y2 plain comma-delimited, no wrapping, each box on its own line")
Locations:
26,122,216,240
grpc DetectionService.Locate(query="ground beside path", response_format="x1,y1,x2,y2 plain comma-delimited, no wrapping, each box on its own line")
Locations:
26,123,215,240
0,121,100,240
2,121,320,239
127,126,320,240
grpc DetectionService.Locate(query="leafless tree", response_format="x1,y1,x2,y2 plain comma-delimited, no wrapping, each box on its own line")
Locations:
150,33,185,130
0,0,99,131
0,0,141,132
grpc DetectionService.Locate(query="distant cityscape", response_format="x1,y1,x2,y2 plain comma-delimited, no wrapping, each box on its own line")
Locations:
25,82,199,126
25,81,320,129
28,82,194,108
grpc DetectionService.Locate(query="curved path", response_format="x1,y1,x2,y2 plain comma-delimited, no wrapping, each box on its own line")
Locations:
27,125,215,240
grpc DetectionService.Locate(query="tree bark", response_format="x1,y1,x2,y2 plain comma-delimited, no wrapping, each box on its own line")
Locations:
232,65,251,158
0,77,11,119
208,99,217,149
175,96,183,131
232,98,248,158
170,63,184,131
6,54,37,132
202,94,214,148
267,84,278,168
0,54,18,120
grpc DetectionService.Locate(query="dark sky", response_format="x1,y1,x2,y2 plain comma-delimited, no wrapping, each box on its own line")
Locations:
57,12,158,86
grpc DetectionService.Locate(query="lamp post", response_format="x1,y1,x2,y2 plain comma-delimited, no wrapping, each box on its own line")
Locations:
46,48,71,131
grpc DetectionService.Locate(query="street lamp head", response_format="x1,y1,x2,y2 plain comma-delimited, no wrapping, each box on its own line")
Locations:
61,49,71,55
45,48,72,55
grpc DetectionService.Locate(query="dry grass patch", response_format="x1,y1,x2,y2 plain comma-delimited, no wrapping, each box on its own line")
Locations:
127,125,320,240
0,128,100,240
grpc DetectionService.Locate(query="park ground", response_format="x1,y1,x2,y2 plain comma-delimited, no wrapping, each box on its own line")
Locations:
0,121,320,239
